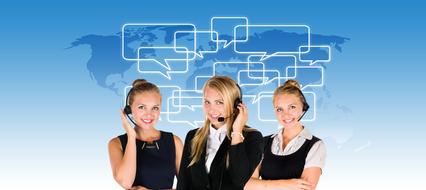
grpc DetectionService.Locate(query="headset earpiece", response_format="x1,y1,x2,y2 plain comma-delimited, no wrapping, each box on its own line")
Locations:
124,88,134,115
234,82,243,110
124,105,132,114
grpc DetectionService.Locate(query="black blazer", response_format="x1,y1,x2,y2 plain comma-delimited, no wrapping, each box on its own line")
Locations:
177,127,264,190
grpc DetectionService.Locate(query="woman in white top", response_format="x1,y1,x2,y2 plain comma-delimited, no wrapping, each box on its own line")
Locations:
245,79,326,190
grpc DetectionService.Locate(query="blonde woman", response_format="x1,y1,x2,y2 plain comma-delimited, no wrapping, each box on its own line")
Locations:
245,80,326,190
177,76,264,190
108,79,183,190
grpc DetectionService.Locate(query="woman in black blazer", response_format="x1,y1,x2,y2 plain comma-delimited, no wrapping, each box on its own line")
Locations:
177,76,264,190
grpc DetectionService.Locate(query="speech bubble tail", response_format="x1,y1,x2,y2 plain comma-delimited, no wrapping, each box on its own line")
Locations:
309,61,317,66
252,95,262,104
223,41,233,48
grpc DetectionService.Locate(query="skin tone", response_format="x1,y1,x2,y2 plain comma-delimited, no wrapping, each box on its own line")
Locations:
203,86,247,144
108,91,183,190
244,93,322,190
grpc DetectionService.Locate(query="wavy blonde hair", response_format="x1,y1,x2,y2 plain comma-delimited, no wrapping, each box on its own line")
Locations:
189,76,253,166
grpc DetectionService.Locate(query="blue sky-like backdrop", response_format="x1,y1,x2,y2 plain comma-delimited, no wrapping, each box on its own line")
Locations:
1,0,425,189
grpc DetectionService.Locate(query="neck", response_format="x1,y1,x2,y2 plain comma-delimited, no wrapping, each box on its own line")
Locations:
135,127,160,142
282,123,303,142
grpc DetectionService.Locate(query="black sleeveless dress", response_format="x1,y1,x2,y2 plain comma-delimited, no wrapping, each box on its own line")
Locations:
118,131,176,189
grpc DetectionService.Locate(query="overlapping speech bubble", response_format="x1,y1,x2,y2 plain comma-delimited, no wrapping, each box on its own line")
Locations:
210,17,248,48
234,24,311,61
299,45,331,65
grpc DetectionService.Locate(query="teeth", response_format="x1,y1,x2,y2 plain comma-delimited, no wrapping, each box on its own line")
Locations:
142,119,153,123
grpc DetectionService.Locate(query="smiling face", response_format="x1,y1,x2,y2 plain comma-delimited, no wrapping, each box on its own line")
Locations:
273,93,304,129
203,86,227,128
130,91,161,129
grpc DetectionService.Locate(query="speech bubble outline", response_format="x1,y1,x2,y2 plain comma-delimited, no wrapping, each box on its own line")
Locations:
210,17,249,48
166,96,204,128
174,30,219,59
171,89,203,111
299,45,331,65
247,54,297,83
121,23,197,61
137,46,190,80
234,24,311,61
285,66,324,90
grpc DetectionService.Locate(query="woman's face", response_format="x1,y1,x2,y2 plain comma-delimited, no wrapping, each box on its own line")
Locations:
130,91,161,129
203,86,227,128
273,93,304,129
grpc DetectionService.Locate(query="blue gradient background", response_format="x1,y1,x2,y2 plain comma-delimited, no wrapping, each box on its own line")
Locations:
1,0,425,189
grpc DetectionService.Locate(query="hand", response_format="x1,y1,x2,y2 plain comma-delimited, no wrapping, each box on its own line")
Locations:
120,109,137,139
232,103,248,133
278,179,313,190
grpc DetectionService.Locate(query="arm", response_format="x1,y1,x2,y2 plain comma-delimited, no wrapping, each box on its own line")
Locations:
174,135,184,175
244,140,326,190
228,130,264,189
176,130,195,190
107,110,139,189
108,137,137,189
301,140,326,189
244,163,313,190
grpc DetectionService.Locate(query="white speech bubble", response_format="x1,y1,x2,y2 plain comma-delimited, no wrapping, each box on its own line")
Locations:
137,47,189,80
174,31,219,59
121,23,196,61
171,90,203,111
285,66,324,90
248,54,297,83
299,45,331,65
195,76,212,92
234,24,311,61
210,17,248,48
166,96,204,128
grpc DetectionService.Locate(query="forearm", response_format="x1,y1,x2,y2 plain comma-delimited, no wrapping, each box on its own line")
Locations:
229,131,263,188
245,178,297,190
115,138,137,189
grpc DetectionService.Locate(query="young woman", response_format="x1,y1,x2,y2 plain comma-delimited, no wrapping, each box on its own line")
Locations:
108,79,183,190
177,75,264,190
245,79,326,190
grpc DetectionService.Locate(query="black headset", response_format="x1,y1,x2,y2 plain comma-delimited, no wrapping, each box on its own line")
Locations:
217,82,243,122
298,88,310,121
123,87,137,125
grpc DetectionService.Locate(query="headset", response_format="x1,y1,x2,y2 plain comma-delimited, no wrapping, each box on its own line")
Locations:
297,88,310,121
123,87,137,126
217,82,242,122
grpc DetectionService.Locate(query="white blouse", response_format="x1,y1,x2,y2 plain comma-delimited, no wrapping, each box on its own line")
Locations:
205,124,228,173
270,127,326,169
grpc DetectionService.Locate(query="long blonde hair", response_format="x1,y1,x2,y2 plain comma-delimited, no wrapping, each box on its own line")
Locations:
189,76,252,166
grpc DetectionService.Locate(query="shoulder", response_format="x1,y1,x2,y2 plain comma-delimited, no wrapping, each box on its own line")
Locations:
108,137,122,151
173,134,184,147
243,126,263,140
184,128,199,142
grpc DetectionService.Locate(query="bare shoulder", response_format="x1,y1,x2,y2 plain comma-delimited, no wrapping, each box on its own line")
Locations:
173,134,183,147
108,137,122,151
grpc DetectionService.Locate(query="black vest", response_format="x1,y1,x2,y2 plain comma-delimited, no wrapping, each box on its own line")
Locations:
260,134,320,180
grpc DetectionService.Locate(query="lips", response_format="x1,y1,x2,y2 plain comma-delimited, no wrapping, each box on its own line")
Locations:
141,119,154,124
282,119,294,124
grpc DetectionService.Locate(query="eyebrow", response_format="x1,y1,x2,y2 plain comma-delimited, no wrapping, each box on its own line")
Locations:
137,104,161,107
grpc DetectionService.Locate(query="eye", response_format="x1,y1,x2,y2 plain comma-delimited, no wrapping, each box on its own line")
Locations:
138,105,145,110
204,100,210,105
215,100,223,105
275,107,283,112
152,106,160,111
290,105,296,110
